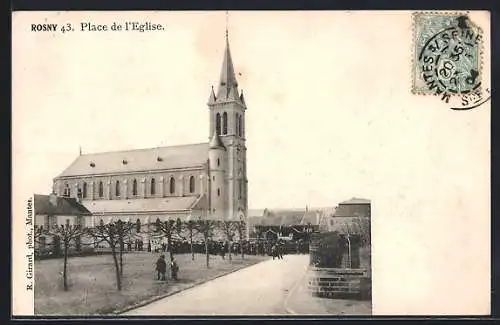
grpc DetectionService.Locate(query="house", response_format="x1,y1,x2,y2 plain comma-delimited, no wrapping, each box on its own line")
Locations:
34,193,93,255
329,197,371,234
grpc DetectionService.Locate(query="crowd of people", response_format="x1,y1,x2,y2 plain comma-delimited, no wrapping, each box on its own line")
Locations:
146,239,310,257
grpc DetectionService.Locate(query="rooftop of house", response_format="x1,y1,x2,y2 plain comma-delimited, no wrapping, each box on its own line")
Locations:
34,194,92,216
338,197,371,205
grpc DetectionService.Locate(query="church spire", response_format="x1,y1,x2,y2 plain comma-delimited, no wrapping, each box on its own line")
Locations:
207,85,216,104
216,23,239,101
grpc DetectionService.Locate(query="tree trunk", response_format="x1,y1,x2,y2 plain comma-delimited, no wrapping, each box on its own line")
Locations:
119,242,124,276
228,240,232,262
118,234,124,276
205,235,209,269
240,238,244,260
190,231,194,261
63,240,69,291
168,236,173,261
110,244,122,291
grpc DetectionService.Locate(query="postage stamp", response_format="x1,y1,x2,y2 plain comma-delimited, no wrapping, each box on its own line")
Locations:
412,12,489,109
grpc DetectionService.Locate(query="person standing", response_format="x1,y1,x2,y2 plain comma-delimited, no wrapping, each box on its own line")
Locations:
155,255,167,281
171,257,179,280
220,242,226,260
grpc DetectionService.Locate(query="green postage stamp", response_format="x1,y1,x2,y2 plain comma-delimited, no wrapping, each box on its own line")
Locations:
412,12,483,100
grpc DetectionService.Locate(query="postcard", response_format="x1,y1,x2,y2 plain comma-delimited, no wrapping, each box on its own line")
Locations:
12,10,490,316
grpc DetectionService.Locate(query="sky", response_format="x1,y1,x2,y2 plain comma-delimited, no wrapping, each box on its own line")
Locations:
12,11,491,315
13,11,489,210
13,11,399,209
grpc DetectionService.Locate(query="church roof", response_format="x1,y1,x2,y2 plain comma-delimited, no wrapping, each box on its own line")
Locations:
57,143,209,177
34,194,92,216
82,196,203,214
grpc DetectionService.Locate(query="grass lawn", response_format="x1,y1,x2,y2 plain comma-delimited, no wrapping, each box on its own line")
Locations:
35,252,269,315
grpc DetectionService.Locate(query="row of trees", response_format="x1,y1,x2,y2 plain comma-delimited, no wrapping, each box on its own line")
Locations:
34,217,247,292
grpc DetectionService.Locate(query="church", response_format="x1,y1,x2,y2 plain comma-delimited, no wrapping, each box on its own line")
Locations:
52,33,249,238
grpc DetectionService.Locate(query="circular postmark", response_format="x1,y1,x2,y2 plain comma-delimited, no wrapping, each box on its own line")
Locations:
416,15,489,109
418,16,482,95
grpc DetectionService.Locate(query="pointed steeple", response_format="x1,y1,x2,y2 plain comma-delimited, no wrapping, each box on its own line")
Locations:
216,30,239,101
209,130,226,150
207,85,216,105
228,85,239,100
239,89,245,105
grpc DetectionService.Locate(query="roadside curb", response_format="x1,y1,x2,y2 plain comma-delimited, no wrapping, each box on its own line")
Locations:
112,258,267,315
284,264,310,315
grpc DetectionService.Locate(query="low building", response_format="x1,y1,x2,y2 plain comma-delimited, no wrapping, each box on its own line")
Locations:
34,193,93,256
249,208,320,241
328,197,371,236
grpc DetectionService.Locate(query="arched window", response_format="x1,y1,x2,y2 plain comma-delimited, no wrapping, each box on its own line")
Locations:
115,180,120,197
150,178,156,196
217,188,220,196
98,181,104,198
63,183,70,197
239,115,243,137
132,179,137,196
189,176,195,193
223,112,228,135
169,177,175,194
216,113,221,135
82,182,87,198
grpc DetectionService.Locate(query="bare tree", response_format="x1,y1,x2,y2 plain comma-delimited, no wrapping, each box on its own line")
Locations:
155,218,176,261
184,220,198,261
339,217,370,246
35,223,85,291
85,220,134,291
195,218,216,268
117,220,135,275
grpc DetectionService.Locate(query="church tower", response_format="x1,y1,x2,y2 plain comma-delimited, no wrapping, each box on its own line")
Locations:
207,30,248,222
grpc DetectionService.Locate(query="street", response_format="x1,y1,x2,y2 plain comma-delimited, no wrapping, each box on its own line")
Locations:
122,254,310,315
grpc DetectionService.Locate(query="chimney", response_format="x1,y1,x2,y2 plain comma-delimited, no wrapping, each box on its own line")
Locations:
49,192,58,207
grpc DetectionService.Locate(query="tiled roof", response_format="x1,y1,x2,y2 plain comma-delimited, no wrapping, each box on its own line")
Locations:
81,196,201,214
34,194,92,216
57,143,209,177
339,197,371,205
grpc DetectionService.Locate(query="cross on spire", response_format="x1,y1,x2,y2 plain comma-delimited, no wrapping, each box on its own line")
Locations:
225,11,229,40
